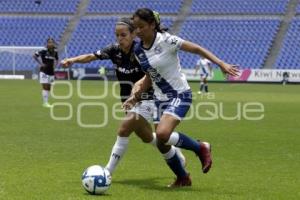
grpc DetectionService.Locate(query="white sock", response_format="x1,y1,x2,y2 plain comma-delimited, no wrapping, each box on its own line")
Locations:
162,146,176,160
105,136,129,174
165,132,185,167
165,131,179,146
150,132,157,146
42,90,49,103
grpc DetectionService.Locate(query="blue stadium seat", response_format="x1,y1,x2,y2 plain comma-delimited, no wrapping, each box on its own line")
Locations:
297,2,300,14
191,0,289,14
87,0,183,14
0,0,80,13
67,17,174,69
274,19,300,69
0,17,69,71
178,18,280,69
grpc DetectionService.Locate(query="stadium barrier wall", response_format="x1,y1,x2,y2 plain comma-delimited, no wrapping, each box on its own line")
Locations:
182,69,300,83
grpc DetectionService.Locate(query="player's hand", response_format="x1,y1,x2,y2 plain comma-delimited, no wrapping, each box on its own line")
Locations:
60,58,73,68
219,63,239,77
122,95,138,110
39,64,46,70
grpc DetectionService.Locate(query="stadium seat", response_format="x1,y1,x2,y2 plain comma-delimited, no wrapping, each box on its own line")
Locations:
190,0,289,14
0,0,80,13
67,17,174,69
87,0,183,14
178,18,280,69
274,19,300,69
0,17,69,71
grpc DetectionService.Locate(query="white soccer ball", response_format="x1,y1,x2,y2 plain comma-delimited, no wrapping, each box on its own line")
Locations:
81,165,112,195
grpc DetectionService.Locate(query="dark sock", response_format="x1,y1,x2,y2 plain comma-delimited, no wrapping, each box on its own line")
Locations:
175,132,200,154
200,83,204,92
166,152,188,178
204,84,208,93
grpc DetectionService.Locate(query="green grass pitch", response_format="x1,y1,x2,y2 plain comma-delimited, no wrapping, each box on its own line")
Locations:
0,80,300,199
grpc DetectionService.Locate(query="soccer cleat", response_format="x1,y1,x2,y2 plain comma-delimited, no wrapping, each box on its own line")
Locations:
197,141,212,173
167,174,192,188
42,102,53,108
175,147,186,168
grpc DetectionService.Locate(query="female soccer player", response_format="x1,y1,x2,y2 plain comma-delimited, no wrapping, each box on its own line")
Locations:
123,8,239,187
60,18,188,186
33,38,58,107
194,57,213,94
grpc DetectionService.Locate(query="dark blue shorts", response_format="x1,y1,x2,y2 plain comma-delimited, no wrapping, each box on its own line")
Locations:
153,90,192,123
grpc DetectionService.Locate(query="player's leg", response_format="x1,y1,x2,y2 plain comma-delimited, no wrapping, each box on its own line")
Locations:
130,100,186,167
105,112,136,174
39,72,52,107
128,101,189,186
154,117,191,187
105,101,186,175
156,92,212,173
157,114,211,174
199,76,205,94
42,84,51,107
203,77,208,93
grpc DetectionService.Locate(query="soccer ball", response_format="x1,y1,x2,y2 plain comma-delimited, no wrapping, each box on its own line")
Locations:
81,165,112,195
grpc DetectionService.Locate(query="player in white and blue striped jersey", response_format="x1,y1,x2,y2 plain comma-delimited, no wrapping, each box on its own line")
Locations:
124,8,239,187
195,57,213,94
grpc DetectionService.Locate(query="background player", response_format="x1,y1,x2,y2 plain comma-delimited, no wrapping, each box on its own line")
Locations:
33,37,58,108
194,57,213,94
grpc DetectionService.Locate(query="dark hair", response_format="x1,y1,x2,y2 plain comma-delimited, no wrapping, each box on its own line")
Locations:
116,17,135,33
47,37,55,42
133,8,168,33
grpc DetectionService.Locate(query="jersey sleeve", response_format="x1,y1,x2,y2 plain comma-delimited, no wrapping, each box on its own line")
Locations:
196,59,201,66
34,50,42,57
93,44,115,60
164,33,185,52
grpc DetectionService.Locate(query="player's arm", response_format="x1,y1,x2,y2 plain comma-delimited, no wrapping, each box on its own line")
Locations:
132,73,152,99
60,54,98,68
122,74,152,110
180,41,239,76
54,51,59,68
33,52,44,67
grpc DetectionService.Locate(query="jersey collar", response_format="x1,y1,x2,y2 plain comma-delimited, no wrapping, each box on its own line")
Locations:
141,31,157,50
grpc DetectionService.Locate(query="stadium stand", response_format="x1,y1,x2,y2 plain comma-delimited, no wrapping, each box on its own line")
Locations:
1,0,300,72
87,0,183,14
297,2,300,14
178,18,281,69
274,19,300,69
0,0,80,13
0,17,69,71
67,17,174,68
190,0,289,14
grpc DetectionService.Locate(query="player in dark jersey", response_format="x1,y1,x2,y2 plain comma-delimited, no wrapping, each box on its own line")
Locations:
33,38,58,108
61,18,188,185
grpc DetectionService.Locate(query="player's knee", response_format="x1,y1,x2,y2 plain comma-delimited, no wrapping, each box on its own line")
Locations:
155,130,170,144
140,137,152,143
117,126,131,137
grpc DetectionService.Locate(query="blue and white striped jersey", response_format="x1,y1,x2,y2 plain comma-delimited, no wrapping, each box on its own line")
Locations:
134,32,190,100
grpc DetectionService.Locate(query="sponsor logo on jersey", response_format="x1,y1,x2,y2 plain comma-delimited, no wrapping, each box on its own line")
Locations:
117,67,139,74
154,45,162,54
170,38,178,45
45,56,55,60
147,67,162,82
